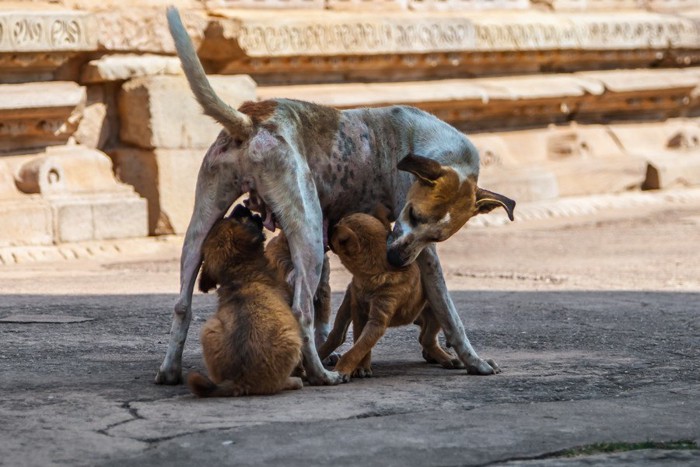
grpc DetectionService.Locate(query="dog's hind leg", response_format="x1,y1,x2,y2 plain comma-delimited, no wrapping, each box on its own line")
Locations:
267,153,346,385
417,245,501,375
156,154,242,385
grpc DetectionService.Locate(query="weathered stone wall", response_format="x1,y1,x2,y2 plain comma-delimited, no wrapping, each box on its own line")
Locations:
1,0,700,253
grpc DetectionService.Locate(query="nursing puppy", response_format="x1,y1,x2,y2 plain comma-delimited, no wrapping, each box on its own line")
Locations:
318,209,460,379
187,205,303,397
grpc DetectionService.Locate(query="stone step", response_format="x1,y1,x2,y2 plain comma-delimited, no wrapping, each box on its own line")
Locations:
207,8,700,83
257,68,700,132
0,81,85,152
473,118,700,203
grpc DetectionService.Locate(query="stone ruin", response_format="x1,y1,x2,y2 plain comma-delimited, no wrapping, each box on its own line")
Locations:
1,0,700,261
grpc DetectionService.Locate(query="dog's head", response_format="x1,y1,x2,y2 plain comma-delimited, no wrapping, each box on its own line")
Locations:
199,205,265,292
330,210,392,276
387,154,515,267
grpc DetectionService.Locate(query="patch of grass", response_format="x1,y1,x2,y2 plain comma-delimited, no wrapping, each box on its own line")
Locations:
559,440,698,458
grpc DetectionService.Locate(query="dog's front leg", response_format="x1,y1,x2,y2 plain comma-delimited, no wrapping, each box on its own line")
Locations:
417,245,500,375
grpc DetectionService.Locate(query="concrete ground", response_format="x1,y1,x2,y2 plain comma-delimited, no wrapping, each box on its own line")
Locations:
1,190,699,466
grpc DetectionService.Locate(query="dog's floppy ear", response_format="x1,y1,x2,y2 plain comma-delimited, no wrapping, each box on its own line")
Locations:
372,204,392,231
332,224,360,255
475,188,516,221
198,265,218,293
397,154,444,187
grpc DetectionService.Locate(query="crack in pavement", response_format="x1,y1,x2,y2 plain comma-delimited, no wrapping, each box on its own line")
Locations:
96,401,146,437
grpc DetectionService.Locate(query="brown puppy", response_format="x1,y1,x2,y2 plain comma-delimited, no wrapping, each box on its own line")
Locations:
318,210,460,379
187,205,303,397
265,231,332,340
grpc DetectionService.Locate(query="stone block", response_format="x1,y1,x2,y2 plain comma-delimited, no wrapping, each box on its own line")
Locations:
0,198,53,247
73,86,108,149
80,54,183,84
0,81,86,152
112,147,206,235
50,194,148,243
118,75,256,149
642,151,700,190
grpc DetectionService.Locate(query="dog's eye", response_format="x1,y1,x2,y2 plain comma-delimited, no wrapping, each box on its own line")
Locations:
408,206,419,227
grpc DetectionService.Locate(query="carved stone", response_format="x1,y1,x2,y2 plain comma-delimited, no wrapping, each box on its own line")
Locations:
0,10,97,53
207,0,324,8
0,81,85,152
409,0,529,10
1,145,148,245
118,74,256,149
94,8,207,54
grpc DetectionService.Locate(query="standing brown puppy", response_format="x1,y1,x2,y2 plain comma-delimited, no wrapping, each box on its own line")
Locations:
318,211,461,379
188,205,303,397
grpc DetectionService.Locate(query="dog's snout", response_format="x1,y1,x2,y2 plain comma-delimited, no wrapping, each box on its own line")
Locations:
387,248,405,268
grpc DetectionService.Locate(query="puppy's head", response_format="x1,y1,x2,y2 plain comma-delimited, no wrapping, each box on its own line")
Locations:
199,205,265,292
387,154,515,268
330,212,391,276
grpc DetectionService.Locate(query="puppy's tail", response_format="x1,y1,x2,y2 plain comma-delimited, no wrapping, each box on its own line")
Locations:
188,372,247,398
166,7,253,141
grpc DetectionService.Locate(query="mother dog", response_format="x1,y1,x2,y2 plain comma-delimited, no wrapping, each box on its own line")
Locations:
156,8,515,386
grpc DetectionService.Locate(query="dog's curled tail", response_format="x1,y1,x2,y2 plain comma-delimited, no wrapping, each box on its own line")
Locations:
166,7,253,141
187,372,246,397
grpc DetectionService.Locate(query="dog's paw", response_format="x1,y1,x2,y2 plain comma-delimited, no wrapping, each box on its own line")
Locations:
322,352,341,367
306,369,349,385
352,367,372,378
154,368,183,385
466,357,501,375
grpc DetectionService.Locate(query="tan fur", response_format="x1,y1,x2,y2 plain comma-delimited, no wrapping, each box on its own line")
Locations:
265,231,332,348
318,212,461,379
188,210,303,397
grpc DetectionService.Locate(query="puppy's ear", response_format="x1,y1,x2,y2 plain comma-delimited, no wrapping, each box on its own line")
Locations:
372,204,392,231
231,204,253,219
397,154,444,187
198,265,217,293
331,224,359,255
475,188,516,221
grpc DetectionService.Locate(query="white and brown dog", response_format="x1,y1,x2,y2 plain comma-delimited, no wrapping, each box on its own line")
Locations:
156,8,515,386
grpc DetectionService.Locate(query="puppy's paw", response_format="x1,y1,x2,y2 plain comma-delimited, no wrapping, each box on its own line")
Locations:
322,352,341,367
352,366,373,378
422,349,438,364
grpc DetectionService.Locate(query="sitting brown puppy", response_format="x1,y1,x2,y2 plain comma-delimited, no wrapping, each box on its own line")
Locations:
187,205,303,397
318,209,461,379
